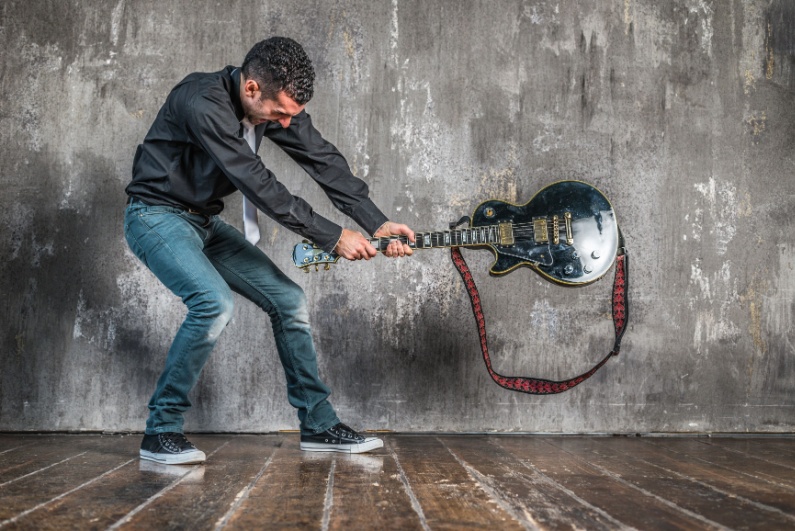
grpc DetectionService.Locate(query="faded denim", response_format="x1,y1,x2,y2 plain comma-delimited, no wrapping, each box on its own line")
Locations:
124,198,340,435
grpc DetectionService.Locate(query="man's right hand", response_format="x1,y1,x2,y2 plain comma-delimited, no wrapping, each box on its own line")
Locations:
334,229,378,261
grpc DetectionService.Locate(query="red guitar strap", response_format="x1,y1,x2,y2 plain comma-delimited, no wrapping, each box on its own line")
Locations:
450,226,628,395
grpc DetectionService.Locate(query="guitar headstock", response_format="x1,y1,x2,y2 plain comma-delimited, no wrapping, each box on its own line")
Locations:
292,241,339,272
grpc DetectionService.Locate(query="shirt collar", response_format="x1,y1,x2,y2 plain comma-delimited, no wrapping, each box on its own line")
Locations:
228,66,245,122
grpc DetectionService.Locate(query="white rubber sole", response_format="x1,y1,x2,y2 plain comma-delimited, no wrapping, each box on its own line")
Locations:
140,448,206,465
300,437,384,454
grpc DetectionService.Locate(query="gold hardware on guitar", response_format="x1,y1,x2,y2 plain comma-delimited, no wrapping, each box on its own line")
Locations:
552,215,560,245
533,218,548,244
498,223,514,246
564,212,573,245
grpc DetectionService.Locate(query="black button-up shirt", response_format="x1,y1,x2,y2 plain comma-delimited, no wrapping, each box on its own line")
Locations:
126,66,388,252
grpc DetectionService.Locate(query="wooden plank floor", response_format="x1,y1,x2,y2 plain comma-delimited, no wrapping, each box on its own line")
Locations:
0,434,793,530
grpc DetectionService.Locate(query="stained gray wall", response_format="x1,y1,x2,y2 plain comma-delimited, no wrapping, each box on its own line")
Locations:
2,0,793,433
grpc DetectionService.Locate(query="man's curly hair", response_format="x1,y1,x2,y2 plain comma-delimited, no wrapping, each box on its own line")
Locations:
242,37,315,105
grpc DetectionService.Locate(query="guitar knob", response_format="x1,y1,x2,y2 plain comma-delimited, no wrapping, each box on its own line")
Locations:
591,250,600,259
563,264,574,275
572,251,579,259
583,265,593,274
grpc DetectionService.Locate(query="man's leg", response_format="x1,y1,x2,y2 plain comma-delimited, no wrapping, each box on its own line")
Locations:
202,220,341,435
124,202,234,462
203,221,383,453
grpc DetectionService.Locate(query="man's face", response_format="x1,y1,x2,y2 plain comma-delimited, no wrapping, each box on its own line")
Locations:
241,78,305,128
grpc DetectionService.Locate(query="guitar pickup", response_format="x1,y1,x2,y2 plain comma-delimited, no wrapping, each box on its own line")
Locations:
533,218,549,244
498,223,514,246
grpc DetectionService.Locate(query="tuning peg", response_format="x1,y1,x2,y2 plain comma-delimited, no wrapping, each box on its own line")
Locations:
324,264,330,270
314,264,319,272
303,267,309,273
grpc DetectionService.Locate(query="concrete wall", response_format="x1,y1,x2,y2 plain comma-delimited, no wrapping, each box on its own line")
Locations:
2,0,794,433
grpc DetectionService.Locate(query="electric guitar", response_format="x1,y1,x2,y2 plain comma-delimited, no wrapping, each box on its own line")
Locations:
292,180,620,287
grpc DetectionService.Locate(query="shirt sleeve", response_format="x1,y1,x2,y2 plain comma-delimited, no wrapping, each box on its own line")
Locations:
263,110,390,237
185,88,344,252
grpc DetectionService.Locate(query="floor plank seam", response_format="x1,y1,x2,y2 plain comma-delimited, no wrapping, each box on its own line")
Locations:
642,439,795,493
437,437,538,531
583,459,731,530
321,457,336,531
542,440,736,530
0,443,34,456
386,441,431,531
0,458,136,529
213,440,281,530
697,440,795,472
624,451,795,523
106,441,229,530
490,439,633,530
0,451,87,487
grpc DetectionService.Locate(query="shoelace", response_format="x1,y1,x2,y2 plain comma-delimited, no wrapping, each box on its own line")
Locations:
333,424,358,439
159,433,193,451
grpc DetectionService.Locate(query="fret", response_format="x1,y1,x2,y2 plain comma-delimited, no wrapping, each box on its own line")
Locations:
363,224,510,251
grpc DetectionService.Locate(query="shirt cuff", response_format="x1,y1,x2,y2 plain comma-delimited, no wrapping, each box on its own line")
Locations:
307,215,344,254
350,198,390,236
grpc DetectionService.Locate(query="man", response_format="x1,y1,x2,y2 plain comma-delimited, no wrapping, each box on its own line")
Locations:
124,37,414,465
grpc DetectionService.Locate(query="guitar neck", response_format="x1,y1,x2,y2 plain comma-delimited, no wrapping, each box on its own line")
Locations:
367,223,514,252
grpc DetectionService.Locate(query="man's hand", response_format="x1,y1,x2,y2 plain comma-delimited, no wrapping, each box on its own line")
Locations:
374,221,415,258
334,229,378,261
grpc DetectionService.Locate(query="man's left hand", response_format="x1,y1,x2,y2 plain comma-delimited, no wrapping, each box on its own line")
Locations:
374,222,415,258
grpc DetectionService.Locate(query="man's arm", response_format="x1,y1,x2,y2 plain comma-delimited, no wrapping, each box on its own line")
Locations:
264,111,414,258
185,89,344,252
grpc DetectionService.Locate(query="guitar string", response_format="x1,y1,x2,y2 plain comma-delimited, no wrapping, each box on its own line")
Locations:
368,230,560,246
370,222,557,241
367,223,565,250
296,222,567,256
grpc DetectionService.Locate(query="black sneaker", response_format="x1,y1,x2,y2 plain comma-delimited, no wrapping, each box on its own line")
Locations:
300,423,383,454
140,433,206,465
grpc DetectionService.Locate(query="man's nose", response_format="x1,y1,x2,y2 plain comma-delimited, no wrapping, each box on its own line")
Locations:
278,117,291,128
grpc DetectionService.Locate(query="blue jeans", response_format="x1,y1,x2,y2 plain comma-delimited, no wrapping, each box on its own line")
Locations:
123,199,340,435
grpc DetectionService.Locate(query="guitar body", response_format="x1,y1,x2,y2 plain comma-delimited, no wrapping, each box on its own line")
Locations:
471,180,618,285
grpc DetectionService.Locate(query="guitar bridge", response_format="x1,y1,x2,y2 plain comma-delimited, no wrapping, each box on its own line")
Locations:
533,218,549,244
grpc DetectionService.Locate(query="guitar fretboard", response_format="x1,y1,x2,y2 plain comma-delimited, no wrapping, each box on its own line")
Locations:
368,225,507,252
366,213,574,252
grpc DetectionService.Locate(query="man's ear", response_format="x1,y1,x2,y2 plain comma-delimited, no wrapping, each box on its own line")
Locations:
243,78,260,99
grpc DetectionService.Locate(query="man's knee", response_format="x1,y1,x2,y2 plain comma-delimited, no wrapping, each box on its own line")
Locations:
186,287,234,330
283,281,308,310
269,280,309,325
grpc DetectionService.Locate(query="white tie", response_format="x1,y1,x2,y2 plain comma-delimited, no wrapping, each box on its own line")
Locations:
241,119,261,245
